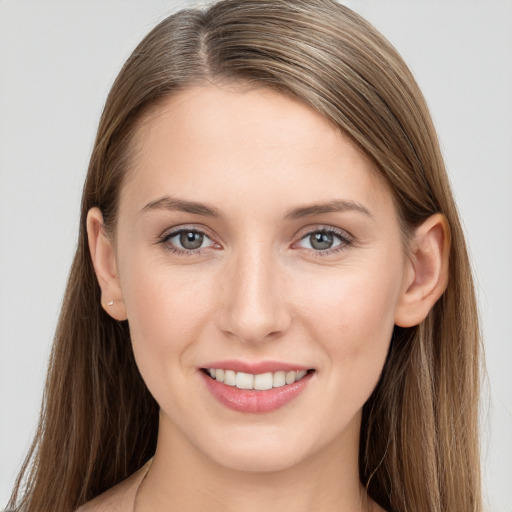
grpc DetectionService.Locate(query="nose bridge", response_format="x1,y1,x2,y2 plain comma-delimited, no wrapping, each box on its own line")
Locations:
219,240,290,343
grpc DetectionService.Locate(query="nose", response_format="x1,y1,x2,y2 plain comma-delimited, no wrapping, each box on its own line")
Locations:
217,246,291,344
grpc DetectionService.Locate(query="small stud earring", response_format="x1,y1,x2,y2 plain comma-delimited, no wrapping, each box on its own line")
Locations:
107,300,114,306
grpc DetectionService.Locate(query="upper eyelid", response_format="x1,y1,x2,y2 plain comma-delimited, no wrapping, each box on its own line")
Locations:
160,224,214,240
295,225,353,241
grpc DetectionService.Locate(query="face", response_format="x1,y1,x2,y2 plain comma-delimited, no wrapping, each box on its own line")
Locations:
110,85,410,472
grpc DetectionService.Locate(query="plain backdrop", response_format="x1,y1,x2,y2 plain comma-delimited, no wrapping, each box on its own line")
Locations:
0,1,511,510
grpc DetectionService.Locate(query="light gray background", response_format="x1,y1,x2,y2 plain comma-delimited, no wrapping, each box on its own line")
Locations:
1,1,511,510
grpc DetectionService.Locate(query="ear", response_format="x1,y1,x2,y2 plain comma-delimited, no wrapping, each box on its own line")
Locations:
394,213,450,328
86,207,127,321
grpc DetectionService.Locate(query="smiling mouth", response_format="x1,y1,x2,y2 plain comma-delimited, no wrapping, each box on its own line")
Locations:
200,368,315,391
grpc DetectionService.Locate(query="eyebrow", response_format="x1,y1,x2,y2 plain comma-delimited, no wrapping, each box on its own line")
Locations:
284,199,373,219
140,196,222,218
139,196,372,220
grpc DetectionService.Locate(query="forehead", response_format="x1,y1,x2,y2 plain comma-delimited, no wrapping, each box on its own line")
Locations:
121,84,393,218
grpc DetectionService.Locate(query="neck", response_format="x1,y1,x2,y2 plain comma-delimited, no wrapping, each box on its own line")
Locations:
136,410,374,512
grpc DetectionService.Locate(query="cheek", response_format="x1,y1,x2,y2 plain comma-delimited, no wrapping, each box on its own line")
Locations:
296,262,402,394
301,262,400,330
119,252,215,382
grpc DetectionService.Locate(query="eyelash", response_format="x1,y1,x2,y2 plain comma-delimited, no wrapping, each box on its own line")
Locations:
158,227,217,256
296,226,354,257
158,226,354,257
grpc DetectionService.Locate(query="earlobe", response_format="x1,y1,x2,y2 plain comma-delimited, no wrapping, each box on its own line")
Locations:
86,207,127,321
394,213,450,328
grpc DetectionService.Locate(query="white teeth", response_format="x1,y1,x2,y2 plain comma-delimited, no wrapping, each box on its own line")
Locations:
272,371,286,387
235,372,254,389
224,370,236,386
285,371,296,385
254,372,273,390
208,368,311,390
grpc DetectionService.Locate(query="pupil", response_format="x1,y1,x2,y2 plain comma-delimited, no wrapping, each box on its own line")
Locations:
180,231,203,249
310,232,333,250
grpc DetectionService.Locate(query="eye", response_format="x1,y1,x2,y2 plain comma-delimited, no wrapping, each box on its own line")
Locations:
296,228,352,253
161,228,216,253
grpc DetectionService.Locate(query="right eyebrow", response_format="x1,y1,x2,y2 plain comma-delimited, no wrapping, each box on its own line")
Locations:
139,196,222,218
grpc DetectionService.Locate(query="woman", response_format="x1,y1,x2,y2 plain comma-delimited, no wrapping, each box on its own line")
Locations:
6,1,482,511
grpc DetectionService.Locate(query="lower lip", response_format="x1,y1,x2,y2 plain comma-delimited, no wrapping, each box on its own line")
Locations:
199,370,314,414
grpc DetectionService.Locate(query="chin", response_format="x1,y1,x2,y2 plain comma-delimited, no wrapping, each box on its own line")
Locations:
202,431,313,473
213,449,304,474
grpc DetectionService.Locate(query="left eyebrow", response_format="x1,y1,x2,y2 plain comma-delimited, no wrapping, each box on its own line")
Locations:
284,199,373,220
139,196,222,218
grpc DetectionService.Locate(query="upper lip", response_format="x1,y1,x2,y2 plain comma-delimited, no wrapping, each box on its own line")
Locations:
200,359,313,374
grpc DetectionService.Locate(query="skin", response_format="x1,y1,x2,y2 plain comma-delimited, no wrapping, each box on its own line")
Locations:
85,84,449,512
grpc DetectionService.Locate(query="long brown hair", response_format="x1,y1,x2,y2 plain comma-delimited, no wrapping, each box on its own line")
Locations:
7,1,481,511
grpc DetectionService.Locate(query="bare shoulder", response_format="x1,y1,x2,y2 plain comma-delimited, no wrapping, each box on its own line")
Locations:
76,460,152,512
